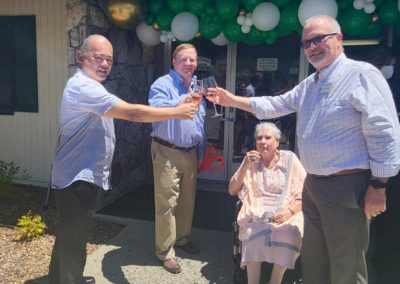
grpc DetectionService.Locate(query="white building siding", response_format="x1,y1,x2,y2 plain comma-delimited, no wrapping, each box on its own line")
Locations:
0,0,67,186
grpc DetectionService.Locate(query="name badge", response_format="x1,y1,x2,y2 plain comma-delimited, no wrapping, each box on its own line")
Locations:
319,82,333,95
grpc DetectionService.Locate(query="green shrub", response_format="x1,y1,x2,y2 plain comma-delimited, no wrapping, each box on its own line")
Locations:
0,160,30,196
14,210,47,241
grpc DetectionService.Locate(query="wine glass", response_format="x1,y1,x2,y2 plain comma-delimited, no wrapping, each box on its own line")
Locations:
203,76,223,118
190,79,204,110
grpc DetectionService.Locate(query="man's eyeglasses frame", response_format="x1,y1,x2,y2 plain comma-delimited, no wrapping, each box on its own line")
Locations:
301,33,338,49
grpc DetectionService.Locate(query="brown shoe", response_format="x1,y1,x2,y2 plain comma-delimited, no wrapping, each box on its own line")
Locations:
175,241,200,255
162,257,181,274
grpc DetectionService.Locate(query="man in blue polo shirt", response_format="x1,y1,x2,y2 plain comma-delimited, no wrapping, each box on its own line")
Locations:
48,35,196,284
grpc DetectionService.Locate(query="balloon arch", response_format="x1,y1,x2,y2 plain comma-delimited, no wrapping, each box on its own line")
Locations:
107,0,400,46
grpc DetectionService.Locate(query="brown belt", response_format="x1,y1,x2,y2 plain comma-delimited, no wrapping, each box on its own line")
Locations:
153,137,196,152
313,168,368,178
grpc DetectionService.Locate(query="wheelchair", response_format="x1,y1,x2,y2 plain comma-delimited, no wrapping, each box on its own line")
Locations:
232,200,303,284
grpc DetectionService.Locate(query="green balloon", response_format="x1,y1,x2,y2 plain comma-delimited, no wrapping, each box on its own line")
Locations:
379,0,400,26
279,2,301,33
188,0,209,16
223,19,244,42
336,0,352,10
149,0,166,14
265,37,276,45
167,0,186,13
200,18,223,39
268,29,278,40
373,0,384,8
340,9,370,36
217,0,239,20
206,5,216,15
244,26,264,45
276,22,293,37
156,8,175,30
360,23,382,38
145,14,155,25
241,0,262,11
270,0,292,9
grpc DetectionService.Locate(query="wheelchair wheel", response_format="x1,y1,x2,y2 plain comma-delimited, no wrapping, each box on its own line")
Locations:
232,261,247,284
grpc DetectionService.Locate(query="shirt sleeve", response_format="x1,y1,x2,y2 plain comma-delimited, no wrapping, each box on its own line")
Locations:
351,67,400,177
71,80,121,116
250,83,303,120
148,79,181,107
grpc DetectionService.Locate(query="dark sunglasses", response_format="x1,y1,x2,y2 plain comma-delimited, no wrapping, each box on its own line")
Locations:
301,33,338,49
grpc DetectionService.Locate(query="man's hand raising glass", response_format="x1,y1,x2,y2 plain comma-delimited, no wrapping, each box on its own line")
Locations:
177,99,197,119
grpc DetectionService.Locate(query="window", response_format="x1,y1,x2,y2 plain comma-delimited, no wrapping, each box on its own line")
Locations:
0,16,38,114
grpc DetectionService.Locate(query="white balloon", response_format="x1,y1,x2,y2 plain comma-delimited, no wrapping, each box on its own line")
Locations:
353,0,366,10
252,2,280,31
211,32,229,46
241,25,251,33
171,12,199,41
298,0,338,26
237,15,245,25
160,34,168,43
365,0,374,2
136,21,161,46
245,18,253,27
364,3,375,14
167,32,174,40
398,0,400,11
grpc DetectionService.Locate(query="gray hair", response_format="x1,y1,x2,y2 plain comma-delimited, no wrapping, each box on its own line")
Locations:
79,37,91,53
304,15,341,34
254,122,281,141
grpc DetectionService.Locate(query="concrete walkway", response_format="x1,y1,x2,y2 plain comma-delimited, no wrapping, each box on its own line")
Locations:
84,215,233,284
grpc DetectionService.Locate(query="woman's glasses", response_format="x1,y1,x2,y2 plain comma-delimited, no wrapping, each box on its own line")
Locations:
301,33,337,49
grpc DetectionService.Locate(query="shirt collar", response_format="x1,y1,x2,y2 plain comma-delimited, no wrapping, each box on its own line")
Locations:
169,68,197,90
316,53,346,81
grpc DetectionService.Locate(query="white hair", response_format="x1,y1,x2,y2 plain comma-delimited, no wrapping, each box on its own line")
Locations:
254,122,281,141
304,15,341,34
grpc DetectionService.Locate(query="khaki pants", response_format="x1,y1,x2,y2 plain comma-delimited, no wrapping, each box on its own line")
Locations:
151,140,198,260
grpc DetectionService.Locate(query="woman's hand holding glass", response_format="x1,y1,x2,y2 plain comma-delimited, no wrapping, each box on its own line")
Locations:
245,150,261,164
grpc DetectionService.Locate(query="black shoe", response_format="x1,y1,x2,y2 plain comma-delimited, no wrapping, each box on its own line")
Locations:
175,241,200,255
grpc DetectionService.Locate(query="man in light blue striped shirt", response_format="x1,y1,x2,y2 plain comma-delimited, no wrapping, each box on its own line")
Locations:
208,15,400,284
149,44,206,274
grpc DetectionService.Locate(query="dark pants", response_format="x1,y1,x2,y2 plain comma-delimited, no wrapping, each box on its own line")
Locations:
301,172,370,284
48,181,100,284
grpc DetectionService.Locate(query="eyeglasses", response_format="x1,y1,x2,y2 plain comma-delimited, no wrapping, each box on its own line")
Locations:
89,54,113,65
301,33,338,49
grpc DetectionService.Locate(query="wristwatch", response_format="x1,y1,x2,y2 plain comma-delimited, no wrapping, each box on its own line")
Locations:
369,179,388,189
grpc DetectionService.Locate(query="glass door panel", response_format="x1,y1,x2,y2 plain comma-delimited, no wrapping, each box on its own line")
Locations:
231,34,301,171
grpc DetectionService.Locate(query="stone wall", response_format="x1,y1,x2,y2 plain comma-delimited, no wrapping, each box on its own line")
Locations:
66,0,163,203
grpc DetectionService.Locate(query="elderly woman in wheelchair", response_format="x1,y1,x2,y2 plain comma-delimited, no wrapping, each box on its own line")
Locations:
229,122,306,284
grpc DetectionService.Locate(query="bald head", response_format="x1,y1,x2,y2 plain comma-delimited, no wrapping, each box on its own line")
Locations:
80,34,113,54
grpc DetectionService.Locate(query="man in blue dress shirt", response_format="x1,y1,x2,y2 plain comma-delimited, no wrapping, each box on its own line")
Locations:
207,15,400,284
149,44,206,274
48,35,196,284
